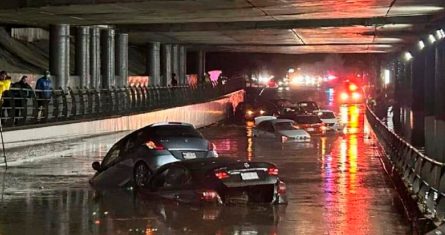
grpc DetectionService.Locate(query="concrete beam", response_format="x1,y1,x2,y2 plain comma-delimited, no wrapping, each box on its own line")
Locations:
118,15,432,32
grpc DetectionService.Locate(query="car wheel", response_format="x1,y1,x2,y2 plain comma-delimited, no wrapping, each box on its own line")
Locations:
133,162,151,188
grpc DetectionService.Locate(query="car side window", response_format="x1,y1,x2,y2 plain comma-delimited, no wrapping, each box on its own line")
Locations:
151,166,192,191
264,122,274,132
101,144,121,169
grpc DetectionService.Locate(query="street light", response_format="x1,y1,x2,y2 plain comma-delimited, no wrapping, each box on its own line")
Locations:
404,52,413,61
418,40,425,50
428,34,436,44
383,69,390,85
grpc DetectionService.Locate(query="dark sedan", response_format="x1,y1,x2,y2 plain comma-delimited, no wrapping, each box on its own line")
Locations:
140,158,287,205
90,122,218,188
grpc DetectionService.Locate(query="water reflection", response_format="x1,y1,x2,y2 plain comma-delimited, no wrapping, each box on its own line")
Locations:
0,187,283,235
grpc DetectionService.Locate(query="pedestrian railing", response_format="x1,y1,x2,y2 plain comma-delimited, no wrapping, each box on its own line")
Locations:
366,105,445,223
0,78,244,128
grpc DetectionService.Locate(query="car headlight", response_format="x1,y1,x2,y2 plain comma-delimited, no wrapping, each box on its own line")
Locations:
259,110,266,115
246,110,254,115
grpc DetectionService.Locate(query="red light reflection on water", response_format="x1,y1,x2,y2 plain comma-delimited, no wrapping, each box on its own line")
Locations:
321,105,370,233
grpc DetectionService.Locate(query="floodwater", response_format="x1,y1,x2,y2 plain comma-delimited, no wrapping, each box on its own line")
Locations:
0,105,412,234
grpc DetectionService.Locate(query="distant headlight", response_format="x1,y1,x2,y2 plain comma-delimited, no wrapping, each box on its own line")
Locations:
246,110,254,115
260,110,266,115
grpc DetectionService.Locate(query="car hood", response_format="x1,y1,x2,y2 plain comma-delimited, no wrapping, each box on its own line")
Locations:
277,130,310,137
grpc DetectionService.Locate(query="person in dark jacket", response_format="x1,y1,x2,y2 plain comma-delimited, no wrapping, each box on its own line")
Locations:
11,76,34,124
35,71,52,119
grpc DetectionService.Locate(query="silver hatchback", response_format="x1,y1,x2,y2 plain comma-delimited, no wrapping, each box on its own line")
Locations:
90,122,218,188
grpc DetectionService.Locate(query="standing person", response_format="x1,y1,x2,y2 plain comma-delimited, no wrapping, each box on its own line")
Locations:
35,71,52,119
0,71,11,99
12,76,34,124
171,73,178,87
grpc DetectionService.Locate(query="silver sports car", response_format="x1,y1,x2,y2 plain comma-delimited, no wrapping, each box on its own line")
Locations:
90,122,218,188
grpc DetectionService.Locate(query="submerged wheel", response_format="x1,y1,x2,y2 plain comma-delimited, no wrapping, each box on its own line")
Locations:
133,162,151,188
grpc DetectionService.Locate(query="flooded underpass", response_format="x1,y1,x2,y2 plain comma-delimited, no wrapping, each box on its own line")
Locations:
0,105,413,234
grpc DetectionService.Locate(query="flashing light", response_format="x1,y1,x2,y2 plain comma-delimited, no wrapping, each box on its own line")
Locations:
348,84,358,92
200,191,220,201
418,40,425,50
352,92,361,100
404,52,413,61
327,75,337,80
340,92,349,101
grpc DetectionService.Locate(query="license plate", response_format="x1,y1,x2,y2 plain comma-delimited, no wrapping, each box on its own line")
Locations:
307,128,314,131
182,152,197,159
241,172,259,180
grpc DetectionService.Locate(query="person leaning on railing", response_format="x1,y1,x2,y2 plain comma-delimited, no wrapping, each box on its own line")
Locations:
11,76,34,124
0,72,12,124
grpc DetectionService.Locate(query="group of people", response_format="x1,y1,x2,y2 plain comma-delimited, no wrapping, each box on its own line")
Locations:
0,70,52,124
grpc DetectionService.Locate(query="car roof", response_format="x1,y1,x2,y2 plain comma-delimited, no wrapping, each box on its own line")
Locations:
149,122,194,127
270,119,294,124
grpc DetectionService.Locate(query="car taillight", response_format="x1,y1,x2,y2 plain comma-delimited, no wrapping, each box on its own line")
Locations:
278,181,286,195
208,142,216,151
214,170,230,179
268,167,279,176
145,140,165,150
200,190,221,202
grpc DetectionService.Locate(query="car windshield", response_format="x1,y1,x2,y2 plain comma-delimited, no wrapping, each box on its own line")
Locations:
319,112,335,119
274,122,298,131
299,102,318,110
152,125,202,138
295,116,322,124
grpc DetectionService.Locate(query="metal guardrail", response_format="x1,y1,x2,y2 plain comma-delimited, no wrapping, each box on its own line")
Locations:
0,79,244,128
366,105,445,223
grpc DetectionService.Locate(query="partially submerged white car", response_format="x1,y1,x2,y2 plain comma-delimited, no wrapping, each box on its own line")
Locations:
253,116,311,142
314,110,344,132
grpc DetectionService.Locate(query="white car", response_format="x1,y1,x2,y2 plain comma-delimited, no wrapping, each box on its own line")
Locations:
314,109,344,131
253,116,311,142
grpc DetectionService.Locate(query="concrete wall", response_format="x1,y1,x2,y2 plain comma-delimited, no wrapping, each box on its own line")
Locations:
2,90,244,151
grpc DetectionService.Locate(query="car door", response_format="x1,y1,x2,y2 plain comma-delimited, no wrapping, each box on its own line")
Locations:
262,122,276,138
95,136,136,187
149,165,195,203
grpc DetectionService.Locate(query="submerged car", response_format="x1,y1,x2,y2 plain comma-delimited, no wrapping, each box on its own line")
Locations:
235,101,280,121
253,116,311,142
141,158,287,205
90,122,218,188
314,109,344,132
280,114,326,135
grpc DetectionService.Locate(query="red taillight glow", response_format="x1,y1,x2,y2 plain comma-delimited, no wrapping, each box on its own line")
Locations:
145,141,164,150
200,190,219,201
215,170,230,179
268,167,279,176
278,181,286,195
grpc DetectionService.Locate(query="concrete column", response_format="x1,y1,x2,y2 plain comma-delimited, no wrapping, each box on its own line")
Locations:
147,42,161,86
116,33,128,87
49,24,70,89
100,28,115,88
410,53,425,147
172,45,179,80
434,41,445,162
197,50,206,82
90,27,100,89
179,46,187,85
76,26,90,88
161,44,172,87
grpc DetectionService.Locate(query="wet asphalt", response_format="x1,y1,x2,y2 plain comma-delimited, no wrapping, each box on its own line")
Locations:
0,90,413,235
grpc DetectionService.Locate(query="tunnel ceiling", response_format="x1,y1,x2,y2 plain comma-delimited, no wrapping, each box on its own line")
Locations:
0,0,444,54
